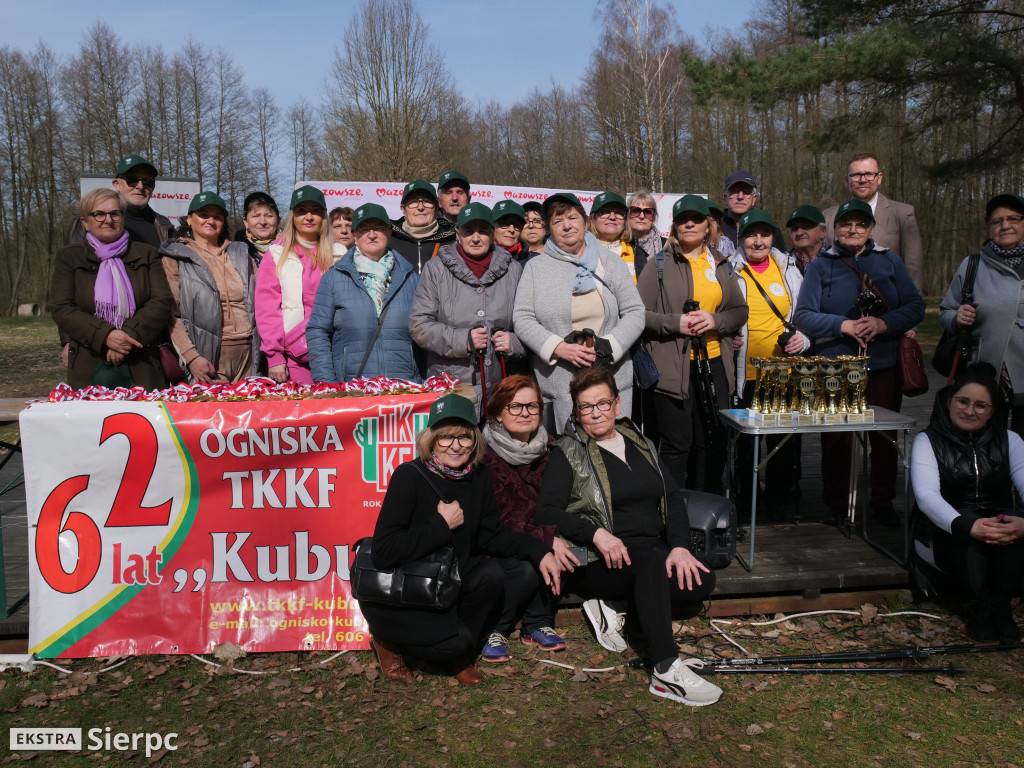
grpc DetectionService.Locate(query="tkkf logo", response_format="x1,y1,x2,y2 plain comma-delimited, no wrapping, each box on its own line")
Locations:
354,403,429,492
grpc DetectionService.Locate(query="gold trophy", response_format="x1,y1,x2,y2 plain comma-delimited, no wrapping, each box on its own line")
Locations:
748,357,765,414
796,359,817,421
822,359,844,421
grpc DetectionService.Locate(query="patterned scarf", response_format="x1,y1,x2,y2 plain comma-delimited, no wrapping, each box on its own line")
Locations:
637,230,662,263
545,231,602,294
987,238,1024,269
482,421,548,466
354,248,395,316
425,454,474,480
245,232,275,254
87,231,135,328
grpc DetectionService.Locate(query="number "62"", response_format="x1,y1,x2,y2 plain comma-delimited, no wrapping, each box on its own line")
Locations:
35,413,174,593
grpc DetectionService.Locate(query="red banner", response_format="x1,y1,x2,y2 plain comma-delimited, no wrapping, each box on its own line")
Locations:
22,394,437,658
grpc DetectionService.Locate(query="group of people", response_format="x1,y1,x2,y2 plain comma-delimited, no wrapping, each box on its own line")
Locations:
48,151,1023,700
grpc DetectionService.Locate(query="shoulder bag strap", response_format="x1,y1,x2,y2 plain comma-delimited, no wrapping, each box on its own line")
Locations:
410,459,453,503
740,264,793,330
355,300,391,378
961,253,981,303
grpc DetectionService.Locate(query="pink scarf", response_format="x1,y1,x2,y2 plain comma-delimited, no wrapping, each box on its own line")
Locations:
87,231,135,328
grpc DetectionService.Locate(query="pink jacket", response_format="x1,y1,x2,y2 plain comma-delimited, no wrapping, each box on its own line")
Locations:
255,243,343,376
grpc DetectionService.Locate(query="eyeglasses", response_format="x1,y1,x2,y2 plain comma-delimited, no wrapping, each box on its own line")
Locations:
494,220,523,230
837,220,871,232
847,172,880,181
577,398,615,415
629,206,655,218
989,215,1024,228
952,396,992,413
727,187,755,198
505,402,540,416
404,198,435,209
88,209,125,222
122,176,156,189
596,209,626,220
524,218,544,227
676,214,707,225
435,433,475,447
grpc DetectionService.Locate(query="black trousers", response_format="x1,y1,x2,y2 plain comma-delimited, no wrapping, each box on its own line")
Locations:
652,356,729,493
493,556,559,636
933,526,1024,601
566,537,715,663
397,556,503,663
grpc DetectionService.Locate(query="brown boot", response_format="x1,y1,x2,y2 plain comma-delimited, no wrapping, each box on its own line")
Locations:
370,637,414,683
454,662,483,686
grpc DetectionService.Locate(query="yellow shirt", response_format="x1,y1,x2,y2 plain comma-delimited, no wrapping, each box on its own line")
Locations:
686,248,722,359
739,258,791,379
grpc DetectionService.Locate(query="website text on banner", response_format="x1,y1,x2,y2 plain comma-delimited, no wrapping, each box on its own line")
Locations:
307,180,688,239
21,395,437,659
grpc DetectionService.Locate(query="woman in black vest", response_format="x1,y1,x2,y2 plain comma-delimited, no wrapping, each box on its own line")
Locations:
911,363,1024,642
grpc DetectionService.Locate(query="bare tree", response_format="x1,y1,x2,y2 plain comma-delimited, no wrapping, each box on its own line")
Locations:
320,0,465,180
253,87,281,193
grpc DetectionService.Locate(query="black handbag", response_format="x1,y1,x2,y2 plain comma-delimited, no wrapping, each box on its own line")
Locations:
933,253,980,378
349,462,462,610
351,537,461,610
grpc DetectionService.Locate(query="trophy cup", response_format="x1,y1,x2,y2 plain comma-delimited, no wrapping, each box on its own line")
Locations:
748,357,765,414
756,358,779,423
822,359,844,422
796,359,817,422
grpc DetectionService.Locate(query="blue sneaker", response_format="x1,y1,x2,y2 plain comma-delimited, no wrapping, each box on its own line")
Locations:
522,627,566,651
481,632,510,663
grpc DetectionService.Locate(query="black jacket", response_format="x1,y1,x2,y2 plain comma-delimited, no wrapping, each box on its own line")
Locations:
922,386,1012,538
389,218,457,273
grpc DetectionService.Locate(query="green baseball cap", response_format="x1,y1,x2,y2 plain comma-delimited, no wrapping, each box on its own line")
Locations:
290,184,326,210
427,393,478,428
786,204,825,228
541,192,584,219
351,203,391,230
591,191,627,216
456,202,494,228
402,178,438,205
492,199,525,224
738,209,777,238
707,203,725,220
672,194,711,220
116,154,159,178
986,193,1024,218
438,169,470,190
188,191,228,215
835,198,875,225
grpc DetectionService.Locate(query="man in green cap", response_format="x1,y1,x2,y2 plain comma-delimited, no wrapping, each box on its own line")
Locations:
785,204,827,274
65,154,171,250
437,170,470,225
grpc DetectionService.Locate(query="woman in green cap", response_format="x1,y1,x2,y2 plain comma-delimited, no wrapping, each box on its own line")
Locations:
361,392,561,686
162,191,261,384
635,194,747,492
588,190,648,282
255,185,344,384
409,201,524,415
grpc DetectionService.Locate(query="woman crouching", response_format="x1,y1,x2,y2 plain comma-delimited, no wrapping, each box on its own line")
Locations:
360,393,561,685
535,366,722,706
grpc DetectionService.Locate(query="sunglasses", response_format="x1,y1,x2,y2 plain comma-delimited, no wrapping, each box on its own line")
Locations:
122,176,156,189
629,206,655,218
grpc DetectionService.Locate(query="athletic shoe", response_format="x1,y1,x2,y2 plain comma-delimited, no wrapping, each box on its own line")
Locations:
649,658,722,707
522,626,567,651
480,632,511,663
582,599,627,653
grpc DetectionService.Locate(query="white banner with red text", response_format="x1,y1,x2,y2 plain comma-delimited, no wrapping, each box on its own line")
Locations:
22,394,438,658
302,180,698,238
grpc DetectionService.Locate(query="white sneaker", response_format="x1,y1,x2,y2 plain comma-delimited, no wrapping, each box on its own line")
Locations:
582,599,627,653
649,658,722,707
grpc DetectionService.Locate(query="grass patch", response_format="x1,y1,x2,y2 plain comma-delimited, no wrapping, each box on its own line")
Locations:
2,609,1021,767
0,316,65,400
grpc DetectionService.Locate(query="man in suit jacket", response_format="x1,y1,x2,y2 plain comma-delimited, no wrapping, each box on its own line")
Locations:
823,152,924,293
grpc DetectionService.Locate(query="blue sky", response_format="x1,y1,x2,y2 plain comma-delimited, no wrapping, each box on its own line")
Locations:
4,0,757,110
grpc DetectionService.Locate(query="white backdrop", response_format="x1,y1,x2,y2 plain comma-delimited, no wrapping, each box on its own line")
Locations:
303,180,707,238
80,175,201,224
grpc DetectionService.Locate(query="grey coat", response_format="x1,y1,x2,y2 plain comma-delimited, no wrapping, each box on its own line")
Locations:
409,243,524,410
939,242,1024,397
161,240,261,378
513,232,645,429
